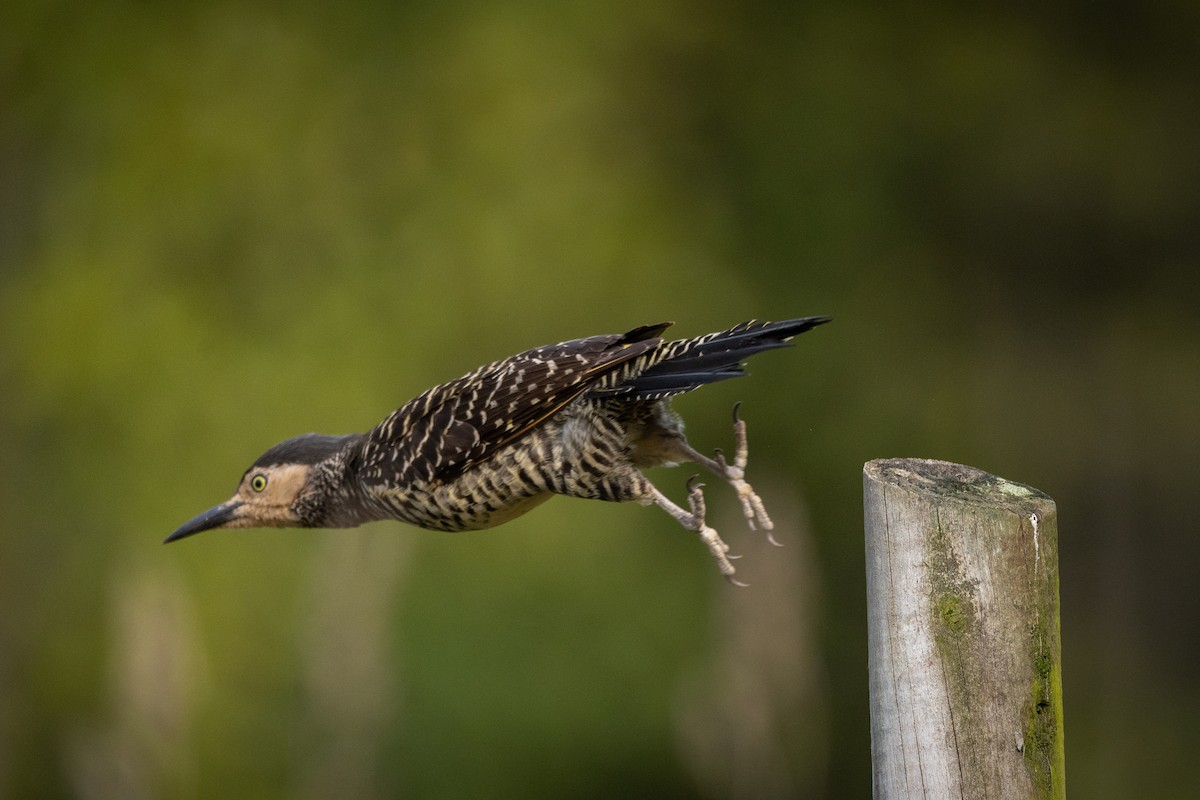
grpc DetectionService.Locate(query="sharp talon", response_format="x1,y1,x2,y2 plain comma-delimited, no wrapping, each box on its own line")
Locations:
767,532,783,547
686,474,703,491
728,576,750,588
727,552,742,560
731,401,742,424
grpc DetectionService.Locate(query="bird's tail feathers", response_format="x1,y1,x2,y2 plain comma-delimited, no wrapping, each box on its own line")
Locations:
595,316,830,401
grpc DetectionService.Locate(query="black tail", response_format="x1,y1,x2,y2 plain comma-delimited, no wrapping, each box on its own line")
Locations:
597,316,830,401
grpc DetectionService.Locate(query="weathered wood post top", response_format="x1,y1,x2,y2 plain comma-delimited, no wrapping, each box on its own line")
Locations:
864,458,1065,800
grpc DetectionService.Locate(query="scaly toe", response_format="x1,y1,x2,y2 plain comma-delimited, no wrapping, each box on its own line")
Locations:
698,525,739,578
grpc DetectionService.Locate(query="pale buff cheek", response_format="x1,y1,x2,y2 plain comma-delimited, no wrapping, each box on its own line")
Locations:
214,504,298,529
233,464,313,527
227,505,301,528
245,508,299,528
223,515,270,530
263,464,310,501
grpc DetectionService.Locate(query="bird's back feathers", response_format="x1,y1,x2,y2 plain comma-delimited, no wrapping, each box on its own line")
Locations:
357,317,829,489
357,330,663,486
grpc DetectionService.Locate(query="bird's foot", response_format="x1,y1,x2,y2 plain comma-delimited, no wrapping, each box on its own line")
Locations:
650,481,746,586
700,403,780,546
686,476,746,586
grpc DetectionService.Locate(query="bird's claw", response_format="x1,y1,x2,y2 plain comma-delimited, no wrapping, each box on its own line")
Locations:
687,479,744,582
686,476,707,520
697,524,742,585
721,404,780,545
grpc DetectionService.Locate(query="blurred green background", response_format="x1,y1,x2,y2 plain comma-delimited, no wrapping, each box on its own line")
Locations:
2,1,1197,798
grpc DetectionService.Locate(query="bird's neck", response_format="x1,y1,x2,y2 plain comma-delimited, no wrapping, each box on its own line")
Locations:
294,435,371,528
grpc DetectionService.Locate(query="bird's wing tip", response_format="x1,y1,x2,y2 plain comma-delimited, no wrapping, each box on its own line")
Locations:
620,321,674,343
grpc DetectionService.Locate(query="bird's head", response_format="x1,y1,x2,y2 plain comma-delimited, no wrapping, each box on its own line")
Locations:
164,433,358,543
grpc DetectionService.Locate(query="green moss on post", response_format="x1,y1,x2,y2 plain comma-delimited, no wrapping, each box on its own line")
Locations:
864,459,1066,799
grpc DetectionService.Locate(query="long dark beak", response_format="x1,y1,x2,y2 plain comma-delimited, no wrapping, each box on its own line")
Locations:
164,500,243,543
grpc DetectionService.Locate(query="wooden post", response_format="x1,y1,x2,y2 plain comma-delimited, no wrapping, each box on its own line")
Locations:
864,459,1065,799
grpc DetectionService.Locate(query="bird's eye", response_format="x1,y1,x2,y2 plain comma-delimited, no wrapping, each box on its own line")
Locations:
250,474,268,492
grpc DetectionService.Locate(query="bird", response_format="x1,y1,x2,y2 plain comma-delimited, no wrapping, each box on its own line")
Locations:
166,316,829,584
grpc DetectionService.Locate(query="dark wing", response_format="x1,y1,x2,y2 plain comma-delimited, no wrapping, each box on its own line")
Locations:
590,316,831,401
356,323,671,487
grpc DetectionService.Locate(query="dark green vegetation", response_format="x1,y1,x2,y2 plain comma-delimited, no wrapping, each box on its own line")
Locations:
2,2,1196,797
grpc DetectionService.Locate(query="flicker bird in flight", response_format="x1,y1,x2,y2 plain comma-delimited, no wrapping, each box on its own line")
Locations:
166,317,829,584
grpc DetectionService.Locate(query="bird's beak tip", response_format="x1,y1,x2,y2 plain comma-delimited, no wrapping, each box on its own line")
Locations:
162,527,199,544
164,500,243,544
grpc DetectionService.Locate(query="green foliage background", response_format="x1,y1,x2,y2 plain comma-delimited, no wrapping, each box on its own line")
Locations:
3,2,1197,797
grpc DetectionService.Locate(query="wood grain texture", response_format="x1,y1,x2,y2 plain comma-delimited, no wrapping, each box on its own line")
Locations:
864,458,1065,800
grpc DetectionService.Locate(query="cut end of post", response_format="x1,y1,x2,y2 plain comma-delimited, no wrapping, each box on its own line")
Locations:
864,458,1054,518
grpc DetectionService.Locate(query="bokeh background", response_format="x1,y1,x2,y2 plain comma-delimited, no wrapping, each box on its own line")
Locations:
3,2,1197,798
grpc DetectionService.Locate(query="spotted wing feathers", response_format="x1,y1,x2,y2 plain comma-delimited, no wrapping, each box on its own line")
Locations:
358,325,669,486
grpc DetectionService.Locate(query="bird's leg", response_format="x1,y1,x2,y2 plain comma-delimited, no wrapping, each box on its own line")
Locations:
676,403,779,545
645,479,747,587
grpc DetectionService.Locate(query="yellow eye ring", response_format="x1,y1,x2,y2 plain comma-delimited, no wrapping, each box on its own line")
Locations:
250,474,268,492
